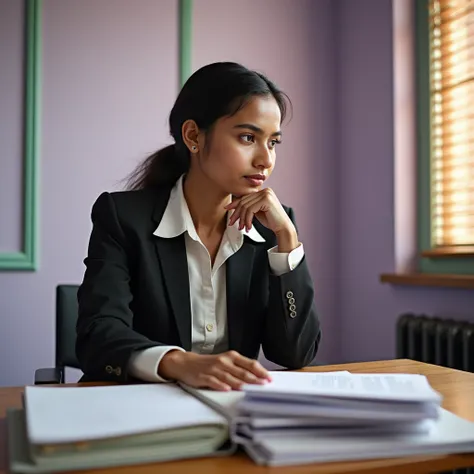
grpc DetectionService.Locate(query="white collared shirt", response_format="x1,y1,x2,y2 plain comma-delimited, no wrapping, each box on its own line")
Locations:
128,175,304,382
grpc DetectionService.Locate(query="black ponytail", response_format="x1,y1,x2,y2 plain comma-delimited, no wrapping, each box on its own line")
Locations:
125,144,190,190
125,62,291,190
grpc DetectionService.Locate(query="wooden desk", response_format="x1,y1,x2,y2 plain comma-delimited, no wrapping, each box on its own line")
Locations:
1,359,474,473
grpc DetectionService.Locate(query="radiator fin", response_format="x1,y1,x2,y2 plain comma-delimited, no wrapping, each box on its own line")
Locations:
397,313,474,373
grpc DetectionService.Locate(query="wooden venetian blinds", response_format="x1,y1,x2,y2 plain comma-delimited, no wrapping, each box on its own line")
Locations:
429,0,474,247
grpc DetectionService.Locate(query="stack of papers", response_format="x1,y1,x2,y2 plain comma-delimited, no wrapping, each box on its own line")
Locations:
228,371,474,466
7,370,474,471
238,371,441,425
7,384,233,473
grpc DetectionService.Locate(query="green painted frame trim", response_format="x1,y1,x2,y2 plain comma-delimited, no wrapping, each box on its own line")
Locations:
179,0,192,87
416,0,474,274
0,0,41,271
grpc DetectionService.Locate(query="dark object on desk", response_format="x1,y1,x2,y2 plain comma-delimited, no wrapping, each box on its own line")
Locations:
34,285,80,384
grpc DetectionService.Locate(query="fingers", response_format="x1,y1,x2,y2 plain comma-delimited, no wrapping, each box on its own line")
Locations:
228,351,270,381
226,197,245,227
224,193,253,211
242,199,267,231
214,370,251,390
224,200,238,210
184,352,272,392
198,375,232,392
197,368,256,391
238,197,260,231
198,352,271,391
228,194,262,230
221,362,266,385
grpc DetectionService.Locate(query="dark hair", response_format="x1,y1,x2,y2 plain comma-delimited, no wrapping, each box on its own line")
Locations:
125,62,291,190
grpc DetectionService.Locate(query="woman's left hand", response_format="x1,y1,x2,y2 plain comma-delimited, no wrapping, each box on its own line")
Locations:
224,188,298,251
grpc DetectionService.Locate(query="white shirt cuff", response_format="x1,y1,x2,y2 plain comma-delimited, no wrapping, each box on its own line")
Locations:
127,346,185,382
267,243,305,276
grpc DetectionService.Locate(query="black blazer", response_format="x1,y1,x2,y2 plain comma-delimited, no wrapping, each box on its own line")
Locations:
76,185,321,382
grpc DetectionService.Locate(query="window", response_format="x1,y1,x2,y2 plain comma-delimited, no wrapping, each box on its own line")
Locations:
417,0,474,274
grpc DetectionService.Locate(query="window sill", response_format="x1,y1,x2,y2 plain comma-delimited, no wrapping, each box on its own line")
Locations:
380,273,474,289
421,246,474,258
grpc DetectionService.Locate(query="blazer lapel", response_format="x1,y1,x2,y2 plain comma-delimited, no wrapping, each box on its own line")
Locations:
154,235,192,351
226,241,256,352
151,186,192,351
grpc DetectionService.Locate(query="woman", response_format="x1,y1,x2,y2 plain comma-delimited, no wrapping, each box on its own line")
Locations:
76,62,321,391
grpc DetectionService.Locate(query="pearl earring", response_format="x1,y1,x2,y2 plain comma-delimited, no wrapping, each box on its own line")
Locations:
191,146,197,152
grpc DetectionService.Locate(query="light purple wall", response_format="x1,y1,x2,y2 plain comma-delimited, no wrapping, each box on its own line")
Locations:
0,0,23,251
192,0,339,365
0,0,178,386
337,0,474,363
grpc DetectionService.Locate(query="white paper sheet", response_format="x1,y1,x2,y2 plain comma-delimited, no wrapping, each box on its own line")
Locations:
24,384,227,445
242,372,442,403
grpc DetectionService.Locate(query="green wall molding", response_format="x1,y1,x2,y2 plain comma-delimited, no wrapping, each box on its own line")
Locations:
1,0,188,270
179,0,192,87
0,0,41,271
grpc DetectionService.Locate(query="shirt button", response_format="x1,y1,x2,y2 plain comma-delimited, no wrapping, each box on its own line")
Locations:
206,323,214,332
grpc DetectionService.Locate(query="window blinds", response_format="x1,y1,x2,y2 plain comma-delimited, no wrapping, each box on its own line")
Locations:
429,0,474,247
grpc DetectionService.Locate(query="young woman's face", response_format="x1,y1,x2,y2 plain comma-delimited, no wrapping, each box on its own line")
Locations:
197,95,282,197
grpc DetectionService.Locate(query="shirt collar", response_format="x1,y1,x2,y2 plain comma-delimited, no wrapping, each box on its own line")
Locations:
153,175,265,244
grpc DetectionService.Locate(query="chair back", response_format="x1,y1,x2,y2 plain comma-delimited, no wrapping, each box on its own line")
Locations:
55,285,80,369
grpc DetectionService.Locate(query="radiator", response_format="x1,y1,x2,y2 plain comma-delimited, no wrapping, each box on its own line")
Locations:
396,313,474,372
397,314,474,474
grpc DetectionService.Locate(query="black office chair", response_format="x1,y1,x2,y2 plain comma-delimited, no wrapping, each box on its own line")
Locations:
34,285,80,384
